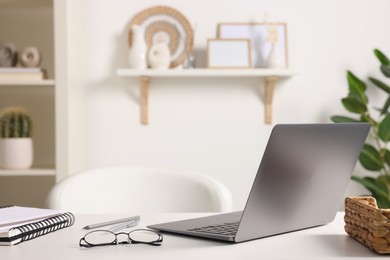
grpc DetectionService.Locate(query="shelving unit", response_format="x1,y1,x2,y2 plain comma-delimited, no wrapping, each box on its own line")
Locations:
0,79,56,178
0,0,58,207
117,68,296,124
0,79,56,177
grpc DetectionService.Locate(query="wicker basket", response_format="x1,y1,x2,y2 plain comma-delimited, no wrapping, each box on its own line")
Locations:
344,196,390,254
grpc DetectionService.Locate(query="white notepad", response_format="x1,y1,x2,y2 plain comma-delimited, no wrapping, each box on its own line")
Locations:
0,206,75,245
0,206,61,230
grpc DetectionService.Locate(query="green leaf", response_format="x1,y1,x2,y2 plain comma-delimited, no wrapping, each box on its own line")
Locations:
330,116,360,123
381,65,390,77
381,96,390,115
360,114,373,123
351,176,390,208
348,92,368,104
342,97,367,114
374,193,390,209
347,71,367,103
369,77,390,93
378,114,390,142
373,176,390,208
352,176,389,199
377,175,390,194
359,144,382,171
374,49,390,66
383,149,390,167
376,197,390,209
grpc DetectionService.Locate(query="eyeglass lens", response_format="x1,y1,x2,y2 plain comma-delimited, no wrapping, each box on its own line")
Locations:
82,229,162,246
84,230,116,245
129,229,162,243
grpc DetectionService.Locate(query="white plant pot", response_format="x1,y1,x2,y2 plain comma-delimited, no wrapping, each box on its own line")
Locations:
0,138,33,169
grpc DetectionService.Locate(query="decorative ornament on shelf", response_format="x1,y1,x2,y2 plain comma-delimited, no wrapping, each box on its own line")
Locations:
148,43,171,69
19,47,42,68
128,5,194,68
128,25,147,69
183,23,197,69
264,13,284,69
0,106,33,170
267,41,283,68
183,52,196,69
0,42,18,67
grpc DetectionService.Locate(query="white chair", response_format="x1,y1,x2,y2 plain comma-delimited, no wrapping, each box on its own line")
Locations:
45,166,232,214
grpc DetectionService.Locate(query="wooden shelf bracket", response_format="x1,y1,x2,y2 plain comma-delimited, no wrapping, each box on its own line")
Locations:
140,76,149,124
117,69,296,125
264,76,278,124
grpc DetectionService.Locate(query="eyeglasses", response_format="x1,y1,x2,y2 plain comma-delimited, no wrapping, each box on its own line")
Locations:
79,229,163,248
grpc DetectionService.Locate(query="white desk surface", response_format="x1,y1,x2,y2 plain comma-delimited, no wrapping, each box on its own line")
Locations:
0,212,382,260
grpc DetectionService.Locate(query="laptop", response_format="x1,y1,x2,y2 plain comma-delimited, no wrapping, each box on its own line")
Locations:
148,123,371,243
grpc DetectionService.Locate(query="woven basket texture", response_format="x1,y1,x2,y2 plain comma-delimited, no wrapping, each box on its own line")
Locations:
344,196,390,254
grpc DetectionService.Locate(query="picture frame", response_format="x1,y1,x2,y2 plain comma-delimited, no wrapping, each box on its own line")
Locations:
207,39,252,69
217,23,288,68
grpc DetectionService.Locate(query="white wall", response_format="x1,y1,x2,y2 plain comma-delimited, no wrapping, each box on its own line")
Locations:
79,0,390,210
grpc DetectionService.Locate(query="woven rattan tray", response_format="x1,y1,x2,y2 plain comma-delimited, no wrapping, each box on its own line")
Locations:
344,196,390,254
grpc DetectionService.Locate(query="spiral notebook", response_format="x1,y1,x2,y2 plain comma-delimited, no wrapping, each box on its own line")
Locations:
0,206,75,245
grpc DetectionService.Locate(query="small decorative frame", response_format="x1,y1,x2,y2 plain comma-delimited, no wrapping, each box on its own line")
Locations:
217,23,288,68
207,39,252,69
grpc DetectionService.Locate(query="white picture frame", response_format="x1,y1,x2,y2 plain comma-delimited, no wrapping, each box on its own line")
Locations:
217,23,288,68
207,39,252,69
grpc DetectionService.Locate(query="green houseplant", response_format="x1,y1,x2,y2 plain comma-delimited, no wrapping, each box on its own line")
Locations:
0,106,33,169
331,49,390,208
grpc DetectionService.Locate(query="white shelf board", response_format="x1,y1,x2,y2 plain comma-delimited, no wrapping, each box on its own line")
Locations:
117,68,296,78
0,168,56,176
0,79,55,86
0,0,52,8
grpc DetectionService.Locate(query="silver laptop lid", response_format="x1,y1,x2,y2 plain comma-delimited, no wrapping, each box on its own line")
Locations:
235,123,370,242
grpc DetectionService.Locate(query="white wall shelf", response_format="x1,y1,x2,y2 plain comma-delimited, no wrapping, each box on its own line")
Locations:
0,0,52,8
0,168,56,176
0,80,55,86
117,68,296,124
117,68,295,77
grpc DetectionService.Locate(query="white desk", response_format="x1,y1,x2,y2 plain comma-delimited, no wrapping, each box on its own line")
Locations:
0,212,381,260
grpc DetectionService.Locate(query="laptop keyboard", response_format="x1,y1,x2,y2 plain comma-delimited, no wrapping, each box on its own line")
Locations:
187,222,239,236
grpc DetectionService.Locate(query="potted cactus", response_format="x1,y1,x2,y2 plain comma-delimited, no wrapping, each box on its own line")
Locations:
0,106,33,169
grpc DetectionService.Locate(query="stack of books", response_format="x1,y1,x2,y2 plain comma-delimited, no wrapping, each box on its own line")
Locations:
0,68,47,80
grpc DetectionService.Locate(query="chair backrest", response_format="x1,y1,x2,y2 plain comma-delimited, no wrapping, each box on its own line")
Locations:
45,167,232,214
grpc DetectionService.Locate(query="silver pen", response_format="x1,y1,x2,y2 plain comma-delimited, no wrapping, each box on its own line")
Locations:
83,215,140,230
108,219,140,232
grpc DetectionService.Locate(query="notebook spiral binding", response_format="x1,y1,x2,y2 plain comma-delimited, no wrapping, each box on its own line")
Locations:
12,212,75,244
